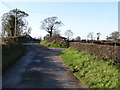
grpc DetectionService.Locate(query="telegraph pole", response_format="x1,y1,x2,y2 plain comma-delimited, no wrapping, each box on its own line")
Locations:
14,8,17,36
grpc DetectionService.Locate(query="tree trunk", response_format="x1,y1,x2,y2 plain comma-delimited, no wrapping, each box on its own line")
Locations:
11,29,14,36
49,30,52,37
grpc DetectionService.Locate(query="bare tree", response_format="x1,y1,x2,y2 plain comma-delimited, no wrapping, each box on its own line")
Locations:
23,27,32,36
96,32,101,41
87,32,94,40
41,16,63,37
75,36,81,41
53,30,61,37
65,30,74,40
106,31,120,40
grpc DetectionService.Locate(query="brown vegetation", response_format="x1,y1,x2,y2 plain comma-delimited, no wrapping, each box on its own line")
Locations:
70,42,120,63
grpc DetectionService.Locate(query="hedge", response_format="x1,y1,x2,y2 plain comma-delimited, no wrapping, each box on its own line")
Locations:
2,36,32,44
71,40,120,46
70,42,120,63
2,44,25,72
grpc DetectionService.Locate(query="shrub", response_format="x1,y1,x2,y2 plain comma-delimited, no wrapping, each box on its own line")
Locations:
17,36,31,43
2,36,32,45
43,36,68,47
40,40,67,48
2,37,18,45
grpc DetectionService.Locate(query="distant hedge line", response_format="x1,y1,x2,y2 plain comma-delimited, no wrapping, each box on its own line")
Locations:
70,40,120,46
2,36,32,44
70,42,120,63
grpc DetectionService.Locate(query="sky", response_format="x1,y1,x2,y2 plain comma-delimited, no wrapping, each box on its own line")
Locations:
0,0,118,40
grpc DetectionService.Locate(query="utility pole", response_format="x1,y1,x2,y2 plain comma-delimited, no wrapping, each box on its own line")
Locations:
14,8,17,36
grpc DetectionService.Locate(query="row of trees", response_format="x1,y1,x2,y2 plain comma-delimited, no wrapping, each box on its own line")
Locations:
1,9,119,41
41,16,120,41
87,32,101,40
87,31,120,41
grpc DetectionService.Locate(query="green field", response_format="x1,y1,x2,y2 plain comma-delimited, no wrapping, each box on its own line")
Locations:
59,48,120,88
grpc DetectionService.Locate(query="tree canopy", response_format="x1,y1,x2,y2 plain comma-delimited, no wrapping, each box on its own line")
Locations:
1,8,30,37
41,16,63,37
75,36,81,41
96,32,101,40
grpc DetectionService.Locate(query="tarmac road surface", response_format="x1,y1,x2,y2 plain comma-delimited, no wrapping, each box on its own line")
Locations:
2,42,87,88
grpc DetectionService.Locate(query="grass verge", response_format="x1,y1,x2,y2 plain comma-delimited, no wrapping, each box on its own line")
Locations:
2,44,25,72
59,48,120,88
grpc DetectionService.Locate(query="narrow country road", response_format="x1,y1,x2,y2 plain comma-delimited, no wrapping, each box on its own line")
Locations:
2,42,87,88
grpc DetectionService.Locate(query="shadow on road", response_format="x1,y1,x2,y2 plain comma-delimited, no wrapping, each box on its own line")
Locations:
2,42,87,88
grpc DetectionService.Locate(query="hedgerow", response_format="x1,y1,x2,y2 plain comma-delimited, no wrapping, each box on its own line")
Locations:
2,36,31,72
70,42,120,63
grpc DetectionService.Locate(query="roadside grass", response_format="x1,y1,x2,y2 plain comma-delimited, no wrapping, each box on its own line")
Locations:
40,40,65,48
2,44,25,72
59,48,120,88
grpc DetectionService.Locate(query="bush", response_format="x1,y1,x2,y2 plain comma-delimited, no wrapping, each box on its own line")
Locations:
17,36,32,43
40,40,67,48
2,37,18,45
2,36,32,45
70,42,120,63
43,36,68,47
